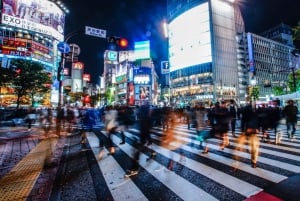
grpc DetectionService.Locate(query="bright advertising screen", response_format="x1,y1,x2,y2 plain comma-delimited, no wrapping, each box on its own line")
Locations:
168,2,212,72
134,40,150,60
1,0,65,41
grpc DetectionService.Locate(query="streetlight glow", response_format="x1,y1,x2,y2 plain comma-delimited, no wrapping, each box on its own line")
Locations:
162,21,168,38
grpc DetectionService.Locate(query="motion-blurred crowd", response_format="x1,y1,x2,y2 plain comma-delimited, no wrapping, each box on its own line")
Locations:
0,98,298,170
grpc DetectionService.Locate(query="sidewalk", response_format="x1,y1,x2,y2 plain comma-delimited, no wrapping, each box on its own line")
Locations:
0,126,34,140
0,126,68,201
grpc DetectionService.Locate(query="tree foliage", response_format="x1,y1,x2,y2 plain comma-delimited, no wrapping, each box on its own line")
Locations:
10,59,52,108
292,21,300,42
287,69,300,92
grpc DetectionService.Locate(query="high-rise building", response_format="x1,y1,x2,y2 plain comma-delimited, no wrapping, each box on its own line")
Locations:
0,0,69,106
167,0,245,106
238,32,298,102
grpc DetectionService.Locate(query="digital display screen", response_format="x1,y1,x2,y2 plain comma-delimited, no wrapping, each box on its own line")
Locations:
168,2,212,72
134,40,150,60
1,0,65,41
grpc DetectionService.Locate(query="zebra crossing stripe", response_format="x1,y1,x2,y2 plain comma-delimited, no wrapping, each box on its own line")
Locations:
157,126,300,172
123,131,262,198
86,132,149,201
148,133,287,183
92,125,300,200
150,126,300,174
109,133,219,201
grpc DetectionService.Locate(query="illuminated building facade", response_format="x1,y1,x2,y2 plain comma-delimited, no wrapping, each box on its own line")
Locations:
0,0,68,106
103,41,159,106
167,0,245,106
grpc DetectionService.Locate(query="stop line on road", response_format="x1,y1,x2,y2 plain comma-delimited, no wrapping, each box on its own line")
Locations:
85,124,300,201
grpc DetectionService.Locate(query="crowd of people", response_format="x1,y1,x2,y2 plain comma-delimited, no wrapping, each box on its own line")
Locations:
100,98,298,174
4,98,298,172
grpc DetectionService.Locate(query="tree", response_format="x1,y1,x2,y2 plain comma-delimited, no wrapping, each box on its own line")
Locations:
10,59,52,109
287,69,300,92
292,21,300,43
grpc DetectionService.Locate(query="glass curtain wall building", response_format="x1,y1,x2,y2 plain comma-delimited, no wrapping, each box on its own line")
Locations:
167,0,245,106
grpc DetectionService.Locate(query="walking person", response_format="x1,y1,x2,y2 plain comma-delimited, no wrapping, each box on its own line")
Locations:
184,106,192,129
117,106,135,145
160,110,186,171
283,99,298,140
214,101,231,150
25,107,36,131
257,104,270,142
125,102,155,177
268,100,282,143
105,106,119,154
228,99,238,137
235,106,260,168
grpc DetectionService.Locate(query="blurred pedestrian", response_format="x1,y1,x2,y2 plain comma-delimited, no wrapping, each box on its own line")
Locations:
125,102,155,177
234,105,260,168
228,99,238,137
160,111,186,171
283,99,298,139
25,107,36,131
117,106,135,144
105,106,118,154
214,101,231,150
257,104,270,142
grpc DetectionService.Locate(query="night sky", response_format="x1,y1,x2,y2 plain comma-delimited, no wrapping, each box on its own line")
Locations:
61,0,300,84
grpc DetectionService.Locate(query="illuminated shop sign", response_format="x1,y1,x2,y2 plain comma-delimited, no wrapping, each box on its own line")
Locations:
72,62,84,70
83,74,91,82
1,0,65,41
116,74,126,83
133,75,150,85
133,66,151,85
0,30,53,63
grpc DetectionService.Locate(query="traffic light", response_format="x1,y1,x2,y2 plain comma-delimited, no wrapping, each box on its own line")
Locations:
107,36,128,50
119,38,128,48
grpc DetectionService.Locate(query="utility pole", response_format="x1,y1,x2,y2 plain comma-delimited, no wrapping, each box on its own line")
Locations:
56,31,80,136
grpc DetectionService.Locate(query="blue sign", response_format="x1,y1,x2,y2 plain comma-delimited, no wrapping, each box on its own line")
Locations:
57,42,70,53
161,61,169,74
107,51,117,61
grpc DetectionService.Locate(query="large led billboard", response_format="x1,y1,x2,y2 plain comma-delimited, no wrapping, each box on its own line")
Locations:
168,2,212,72
1,0,65,41
134,40,150,60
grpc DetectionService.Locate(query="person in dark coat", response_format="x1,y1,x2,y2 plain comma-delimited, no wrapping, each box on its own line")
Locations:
235,105,260,168
125,102,156,177
283,100,298,139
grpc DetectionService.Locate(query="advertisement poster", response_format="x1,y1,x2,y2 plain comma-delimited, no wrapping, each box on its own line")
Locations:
139,86,150,100
1,0,65,41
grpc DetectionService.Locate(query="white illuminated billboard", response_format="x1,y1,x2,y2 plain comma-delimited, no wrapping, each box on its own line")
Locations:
168,2,212,72
134,40,150,60
1,0,65,41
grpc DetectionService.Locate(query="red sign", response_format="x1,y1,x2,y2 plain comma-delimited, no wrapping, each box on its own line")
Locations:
72,62,84,70
83,74,91,82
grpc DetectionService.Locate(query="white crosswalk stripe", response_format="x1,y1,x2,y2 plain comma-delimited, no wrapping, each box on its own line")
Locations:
85,123,300,201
